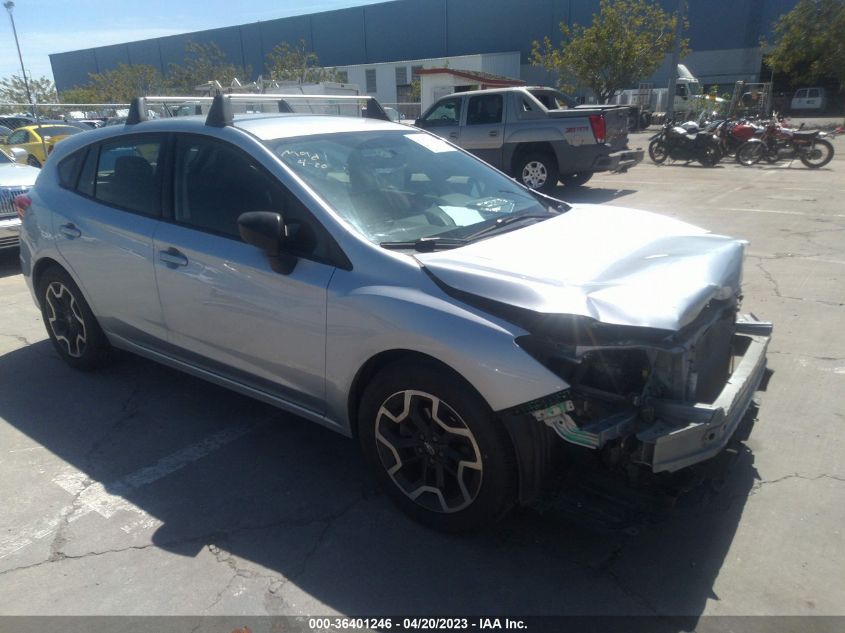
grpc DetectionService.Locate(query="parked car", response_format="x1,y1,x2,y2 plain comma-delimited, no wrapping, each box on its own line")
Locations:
791,87,826,112
1,124,86,167
414,86,643,190
0,115,34,131
0,148,40,251
18,96,771,531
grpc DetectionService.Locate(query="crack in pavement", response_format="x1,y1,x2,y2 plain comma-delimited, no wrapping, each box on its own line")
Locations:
0,332,34,347
751,258,782,297
205,493,367,611
749,472,845,495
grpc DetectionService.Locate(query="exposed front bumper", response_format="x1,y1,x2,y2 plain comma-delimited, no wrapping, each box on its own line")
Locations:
593,147,645,173
0,216,21,250
637,316,772,472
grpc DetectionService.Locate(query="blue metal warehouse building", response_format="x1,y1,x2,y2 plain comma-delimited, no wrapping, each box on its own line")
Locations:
49,0,799,95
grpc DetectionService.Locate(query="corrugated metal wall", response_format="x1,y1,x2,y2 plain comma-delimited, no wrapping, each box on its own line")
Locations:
49,0,799,92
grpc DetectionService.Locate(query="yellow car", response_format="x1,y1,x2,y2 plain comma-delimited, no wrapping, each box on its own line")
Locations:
1,124,85,168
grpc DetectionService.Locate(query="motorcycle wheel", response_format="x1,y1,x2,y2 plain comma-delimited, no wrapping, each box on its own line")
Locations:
648,139,668,164
799,139,834,169
698,145,720,167
736,141,763,166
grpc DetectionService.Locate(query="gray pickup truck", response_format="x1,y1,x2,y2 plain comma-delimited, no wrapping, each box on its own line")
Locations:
415,87,643,191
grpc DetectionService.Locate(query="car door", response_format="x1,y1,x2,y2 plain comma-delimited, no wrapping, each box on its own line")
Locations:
459,93,505,169
415,96,464,145
791,89,808,110
153,133,336,413
51,134,168,346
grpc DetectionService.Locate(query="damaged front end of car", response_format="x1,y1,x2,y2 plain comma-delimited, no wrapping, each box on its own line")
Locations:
497,299,771,501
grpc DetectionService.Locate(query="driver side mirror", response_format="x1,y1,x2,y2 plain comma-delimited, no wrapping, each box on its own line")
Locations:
9,147,27,164
237,210,297,275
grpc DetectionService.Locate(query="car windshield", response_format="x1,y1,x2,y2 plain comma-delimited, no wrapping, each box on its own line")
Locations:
265,130,554,245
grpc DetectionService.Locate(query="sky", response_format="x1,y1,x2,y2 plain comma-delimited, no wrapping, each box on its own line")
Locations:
0,0,387,85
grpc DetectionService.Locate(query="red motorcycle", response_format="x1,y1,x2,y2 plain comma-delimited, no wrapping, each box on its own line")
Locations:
736,119,834,168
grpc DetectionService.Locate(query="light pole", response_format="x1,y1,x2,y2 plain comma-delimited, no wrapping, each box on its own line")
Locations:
3,1,34,115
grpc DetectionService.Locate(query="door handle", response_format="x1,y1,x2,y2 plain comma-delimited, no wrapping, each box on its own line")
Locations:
488,130,499,137
59,223,81,239
159,248,188,267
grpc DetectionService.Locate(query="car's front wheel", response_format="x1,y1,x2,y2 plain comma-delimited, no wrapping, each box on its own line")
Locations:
358,363,517,532
37,267,111,370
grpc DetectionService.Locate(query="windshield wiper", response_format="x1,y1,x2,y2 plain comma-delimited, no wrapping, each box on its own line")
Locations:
465,212,555,240
380,236,469,252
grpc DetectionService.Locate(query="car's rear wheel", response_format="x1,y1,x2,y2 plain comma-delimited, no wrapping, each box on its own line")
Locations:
37,267,111,370
358,363,517,532
514,152,558,192
27,155,41,168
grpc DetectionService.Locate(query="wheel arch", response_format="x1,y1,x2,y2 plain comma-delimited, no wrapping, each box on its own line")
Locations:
347,349,485,440
508,141,558,176
31,256,68,308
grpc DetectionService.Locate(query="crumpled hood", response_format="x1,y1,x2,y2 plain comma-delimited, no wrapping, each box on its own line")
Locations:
417,204,745,331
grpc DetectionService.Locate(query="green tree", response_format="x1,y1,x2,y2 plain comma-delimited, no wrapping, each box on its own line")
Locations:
765,0,845,92
265,39,338,83
0,74,58,107
530,0,688,103
62,64,165,103
167,41,251,93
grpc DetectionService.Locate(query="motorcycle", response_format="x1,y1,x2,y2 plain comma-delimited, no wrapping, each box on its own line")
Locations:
736,120,835,168
648,120,722,167
715,118,761,158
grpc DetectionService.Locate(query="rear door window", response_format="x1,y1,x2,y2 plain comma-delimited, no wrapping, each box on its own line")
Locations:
466,94,503,125
76,136,164,217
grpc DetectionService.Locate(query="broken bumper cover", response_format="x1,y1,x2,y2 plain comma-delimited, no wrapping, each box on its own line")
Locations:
638,316,772,472
593,147,645,173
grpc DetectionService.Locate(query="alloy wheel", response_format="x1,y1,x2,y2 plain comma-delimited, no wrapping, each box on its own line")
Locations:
521,161,548,189
45,282,87,358
374,389,483,514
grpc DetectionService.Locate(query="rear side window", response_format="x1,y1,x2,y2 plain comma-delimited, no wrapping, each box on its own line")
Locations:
92,137,163,216
57,150,85,189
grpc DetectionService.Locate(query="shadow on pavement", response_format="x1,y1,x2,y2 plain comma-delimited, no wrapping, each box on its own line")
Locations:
552,185,638,205
0,249,20,279
0,342,760,623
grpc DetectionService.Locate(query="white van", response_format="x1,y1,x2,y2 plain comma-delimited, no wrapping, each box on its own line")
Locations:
791,87,826,111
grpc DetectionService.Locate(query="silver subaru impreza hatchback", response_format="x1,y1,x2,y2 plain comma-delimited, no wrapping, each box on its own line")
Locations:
18,95,771,531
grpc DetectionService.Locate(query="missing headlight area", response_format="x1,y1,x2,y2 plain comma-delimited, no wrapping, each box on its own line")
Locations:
509,301,772,473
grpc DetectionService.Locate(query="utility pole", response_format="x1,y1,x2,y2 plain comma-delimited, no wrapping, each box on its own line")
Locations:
665,0,686,121
3,1,34,115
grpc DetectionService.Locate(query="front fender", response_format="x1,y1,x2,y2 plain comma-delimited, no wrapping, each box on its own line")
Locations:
324,268,566,433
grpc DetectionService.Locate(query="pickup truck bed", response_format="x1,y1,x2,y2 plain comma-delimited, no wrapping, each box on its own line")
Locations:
415,87,643,191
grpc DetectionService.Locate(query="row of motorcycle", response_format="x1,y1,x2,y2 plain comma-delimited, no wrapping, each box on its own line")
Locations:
647,116,836,169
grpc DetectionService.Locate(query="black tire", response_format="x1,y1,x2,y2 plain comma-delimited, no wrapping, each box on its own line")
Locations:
37,266,111,370
698,145,720,167
514,152,558,192
736,141,763,166
358,362,517,532
799,139,834,168
560,172,594,187
648,139,668,164
27,155,42,168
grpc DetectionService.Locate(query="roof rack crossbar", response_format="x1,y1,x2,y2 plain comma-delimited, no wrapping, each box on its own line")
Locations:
201,93,391,125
